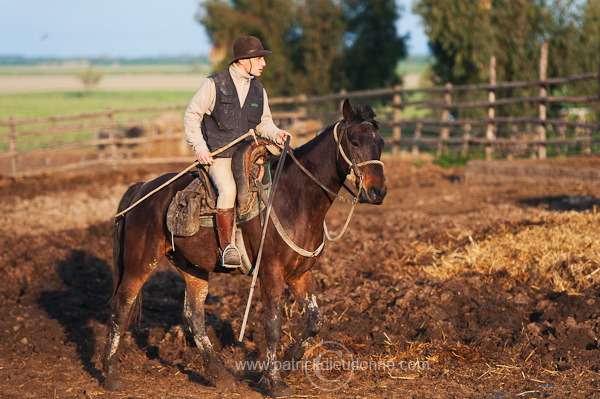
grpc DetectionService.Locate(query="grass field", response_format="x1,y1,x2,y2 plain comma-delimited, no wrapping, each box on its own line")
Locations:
396,55,433,75
0,90,195,120
0,56,431,120
0,57,430,157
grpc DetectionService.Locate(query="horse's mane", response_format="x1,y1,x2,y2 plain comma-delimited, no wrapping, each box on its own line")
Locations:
294,103,378,156
349,103,379,129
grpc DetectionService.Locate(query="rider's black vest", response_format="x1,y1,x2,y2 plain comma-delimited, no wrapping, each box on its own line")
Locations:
201,69,264,158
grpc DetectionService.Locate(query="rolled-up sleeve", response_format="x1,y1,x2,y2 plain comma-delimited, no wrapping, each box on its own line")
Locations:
184,78,216,153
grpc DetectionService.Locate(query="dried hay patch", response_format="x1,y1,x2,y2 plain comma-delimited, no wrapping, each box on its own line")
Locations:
425,211,600,293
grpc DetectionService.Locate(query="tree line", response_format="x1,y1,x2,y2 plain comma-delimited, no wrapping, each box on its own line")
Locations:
416,0,598,85
197,0,406,96
196,0,598,102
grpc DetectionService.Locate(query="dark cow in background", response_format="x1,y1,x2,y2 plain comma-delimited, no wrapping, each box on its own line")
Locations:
97,125,146,159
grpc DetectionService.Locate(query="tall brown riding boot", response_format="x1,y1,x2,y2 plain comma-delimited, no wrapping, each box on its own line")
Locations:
216,208,241,268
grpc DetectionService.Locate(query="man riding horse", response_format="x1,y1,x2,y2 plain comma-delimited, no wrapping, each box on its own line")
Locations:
184,36,291,268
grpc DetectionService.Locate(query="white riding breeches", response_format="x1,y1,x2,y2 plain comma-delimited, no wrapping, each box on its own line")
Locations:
208,157,237,209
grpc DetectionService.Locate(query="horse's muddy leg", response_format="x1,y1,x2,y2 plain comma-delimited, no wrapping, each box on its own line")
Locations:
260,270,292,398
281,271,323,378
102,266,155,390
179,269,237,391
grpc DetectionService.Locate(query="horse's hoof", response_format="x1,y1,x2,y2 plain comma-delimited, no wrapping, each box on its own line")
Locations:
268,381,293,398
214,375,237,391
209,366,237,391
279,368,291,379
102,378,123,391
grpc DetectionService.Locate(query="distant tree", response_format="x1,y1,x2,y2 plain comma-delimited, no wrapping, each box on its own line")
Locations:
338,0,408,91
413,0,598,118
198,0,296,95
573,0,600,115
572,0,599,75
76,68,103,95
287,0,346,95
197,0,407,95
414,0,593,85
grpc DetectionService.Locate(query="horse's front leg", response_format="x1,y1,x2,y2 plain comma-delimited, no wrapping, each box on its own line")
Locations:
260,268,292,397
178,267,237,390
281,270,323,377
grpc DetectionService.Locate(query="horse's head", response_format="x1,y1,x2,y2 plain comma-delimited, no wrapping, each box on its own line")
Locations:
337,99,387,205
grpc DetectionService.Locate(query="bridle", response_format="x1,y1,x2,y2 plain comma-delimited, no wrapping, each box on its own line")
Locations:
287,120,385,205
334,120,385,189
262,119,385,257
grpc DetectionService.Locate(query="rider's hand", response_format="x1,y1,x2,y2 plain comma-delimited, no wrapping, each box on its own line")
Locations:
196,149,214,165
277,130,291,145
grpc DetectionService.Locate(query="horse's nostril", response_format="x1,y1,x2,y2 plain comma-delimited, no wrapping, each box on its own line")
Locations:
362,185,386,204
369,186,386,200
368,187,377,199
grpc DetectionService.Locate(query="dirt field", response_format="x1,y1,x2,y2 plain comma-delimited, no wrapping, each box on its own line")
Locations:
0,74,208,94
1,157,599,398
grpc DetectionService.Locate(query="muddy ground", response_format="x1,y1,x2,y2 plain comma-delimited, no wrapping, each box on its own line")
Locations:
0,157,599,398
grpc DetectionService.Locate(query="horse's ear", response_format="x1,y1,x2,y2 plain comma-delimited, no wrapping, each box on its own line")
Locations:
342,99,356,122
362,104,376,120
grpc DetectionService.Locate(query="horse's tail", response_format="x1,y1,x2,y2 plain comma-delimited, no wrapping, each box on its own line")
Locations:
108,182,144,319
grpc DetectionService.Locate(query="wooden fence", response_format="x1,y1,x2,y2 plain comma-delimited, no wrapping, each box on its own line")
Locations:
0,58,598,176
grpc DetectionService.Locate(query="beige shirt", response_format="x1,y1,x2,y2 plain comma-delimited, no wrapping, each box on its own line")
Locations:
184,64,282,154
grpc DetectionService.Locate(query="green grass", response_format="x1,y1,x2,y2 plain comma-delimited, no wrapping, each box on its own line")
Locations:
0,90,196,152
396,55,433,75
0,90,195,120
433,150,488,168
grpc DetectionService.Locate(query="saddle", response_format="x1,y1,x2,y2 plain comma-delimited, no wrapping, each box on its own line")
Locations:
166,139,280,237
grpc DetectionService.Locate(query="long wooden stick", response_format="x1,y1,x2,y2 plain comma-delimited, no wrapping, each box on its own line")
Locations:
114,130,256,218
238,136,290,342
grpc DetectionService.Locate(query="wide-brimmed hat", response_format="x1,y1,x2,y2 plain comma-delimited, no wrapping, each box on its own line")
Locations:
230,36,273,64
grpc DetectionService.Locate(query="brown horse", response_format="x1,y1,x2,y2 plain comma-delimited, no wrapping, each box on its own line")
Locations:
102,99,387,397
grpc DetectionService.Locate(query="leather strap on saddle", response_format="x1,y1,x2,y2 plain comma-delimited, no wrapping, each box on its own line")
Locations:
232,139,281,215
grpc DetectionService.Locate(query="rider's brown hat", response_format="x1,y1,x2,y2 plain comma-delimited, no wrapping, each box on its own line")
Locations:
230,36,272,64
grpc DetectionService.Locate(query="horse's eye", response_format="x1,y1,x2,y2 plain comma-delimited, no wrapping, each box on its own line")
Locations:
350,140,359,147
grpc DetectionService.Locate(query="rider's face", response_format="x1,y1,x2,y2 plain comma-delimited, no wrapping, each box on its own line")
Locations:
238,57,266,76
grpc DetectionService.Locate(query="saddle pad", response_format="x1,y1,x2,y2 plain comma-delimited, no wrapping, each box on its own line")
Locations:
166,140,276,235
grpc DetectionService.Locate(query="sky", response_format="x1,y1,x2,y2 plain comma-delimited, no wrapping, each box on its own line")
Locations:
0,0,429,59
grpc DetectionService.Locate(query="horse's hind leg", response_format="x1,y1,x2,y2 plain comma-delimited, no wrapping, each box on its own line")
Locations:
102,264,157,390
281,270,323,377
177,266,237,390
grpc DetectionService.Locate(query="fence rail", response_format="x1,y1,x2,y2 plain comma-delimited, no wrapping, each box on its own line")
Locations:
1,53,598,176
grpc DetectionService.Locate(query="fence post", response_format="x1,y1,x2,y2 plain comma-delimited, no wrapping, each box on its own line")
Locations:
412,122,422,159
537,42,548,159
392,84,402,159
106,108,117,160
486,55,497,160
298,94,308,121
461,123,471,157
8,117,18,174
438,83,452,156
578,109,590,154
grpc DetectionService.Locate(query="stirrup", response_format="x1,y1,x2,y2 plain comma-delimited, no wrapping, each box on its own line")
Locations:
221,244,241,268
